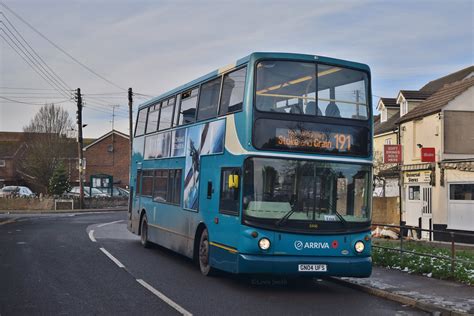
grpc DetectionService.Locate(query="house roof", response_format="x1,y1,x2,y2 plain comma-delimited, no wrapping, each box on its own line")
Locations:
399,77,474,123
420,66,474,92
399,90,434,100
380,98,398,108
83,129,129,151
374,110,400,135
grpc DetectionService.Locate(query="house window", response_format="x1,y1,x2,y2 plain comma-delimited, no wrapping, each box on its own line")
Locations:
384,138,392,145
401,100,408,116
0,160,5,167
381,109,387,122
449,183,474,200
408,186,420,200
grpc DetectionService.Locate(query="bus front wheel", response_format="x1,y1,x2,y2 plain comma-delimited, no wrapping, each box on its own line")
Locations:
198,229,214,276
140,214,151,248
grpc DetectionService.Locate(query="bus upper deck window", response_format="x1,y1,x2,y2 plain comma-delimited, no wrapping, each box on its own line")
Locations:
179,89,198,125
219,67,246,115
197,77,221,121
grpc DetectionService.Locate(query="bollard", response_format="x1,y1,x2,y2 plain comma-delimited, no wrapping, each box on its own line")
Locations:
450,232,455,276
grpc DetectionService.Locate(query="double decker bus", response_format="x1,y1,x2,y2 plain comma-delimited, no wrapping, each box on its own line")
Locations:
128,52,373,277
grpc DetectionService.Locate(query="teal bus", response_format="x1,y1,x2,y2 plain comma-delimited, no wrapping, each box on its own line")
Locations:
128,52,373,277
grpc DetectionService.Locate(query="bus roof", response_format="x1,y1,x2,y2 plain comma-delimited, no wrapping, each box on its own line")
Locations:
137,52,370,110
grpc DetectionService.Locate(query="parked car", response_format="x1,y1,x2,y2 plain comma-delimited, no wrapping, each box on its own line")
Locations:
97,186,129,197
64,186,108,198
0,186,35,198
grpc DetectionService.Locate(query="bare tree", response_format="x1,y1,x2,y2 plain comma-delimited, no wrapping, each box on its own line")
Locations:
20,104,76,193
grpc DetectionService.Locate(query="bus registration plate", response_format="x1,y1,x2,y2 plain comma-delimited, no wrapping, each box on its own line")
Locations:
298,264,327,272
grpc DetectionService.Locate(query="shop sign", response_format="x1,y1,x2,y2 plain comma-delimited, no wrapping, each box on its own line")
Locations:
404,170,431,183
421,147,436,162
384,145,402,163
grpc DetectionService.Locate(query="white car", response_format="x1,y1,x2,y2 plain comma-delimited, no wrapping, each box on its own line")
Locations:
0,186,35,198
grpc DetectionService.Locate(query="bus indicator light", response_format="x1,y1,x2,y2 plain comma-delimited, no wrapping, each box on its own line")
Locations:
331,240,339,249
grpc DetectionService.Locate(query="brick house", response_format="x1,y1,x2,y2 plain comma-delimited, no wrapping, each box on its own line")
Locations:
0,132,79,193
83,130,130,189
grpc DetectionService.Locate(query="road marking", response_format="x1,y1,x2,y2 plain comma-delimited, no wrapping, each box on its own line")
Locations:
17,241,26,245
100,248,125,268
0,218,17,226
88,230,97,242
136,279,192,316
97,220,124,228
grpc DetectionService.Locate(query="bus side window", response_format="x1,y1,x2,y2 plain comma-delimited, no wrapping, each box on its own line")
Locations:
219,168,241,216
219,67,246,115
178,88,198,125
135,107,149,136
136,170,142,195
197,77,221,121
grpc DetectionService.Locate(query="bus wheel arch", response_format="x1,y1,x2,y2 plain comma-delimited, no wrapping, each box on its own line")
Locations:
194,224,215,276
193,223,207,263
138,209,147,236
139,210,151,248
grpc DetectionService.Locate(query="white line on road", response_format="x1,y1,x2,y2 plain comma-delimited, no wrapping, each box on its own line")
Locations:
100,247,125,268
97,220,124,228
136,279,192,316
88,230,97,242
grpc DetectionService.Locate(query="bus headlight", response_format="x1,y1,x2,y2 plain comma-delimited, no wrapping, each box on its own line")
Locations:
354,241,365,253
258,238,271,250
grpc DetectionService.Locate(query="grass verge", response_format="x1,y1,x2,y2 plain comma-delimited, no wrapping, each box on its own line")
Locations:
372,239,474,285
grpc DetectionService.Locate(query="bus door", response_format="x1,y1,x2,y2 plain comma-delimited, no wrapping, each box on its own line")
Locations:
207,166,241,252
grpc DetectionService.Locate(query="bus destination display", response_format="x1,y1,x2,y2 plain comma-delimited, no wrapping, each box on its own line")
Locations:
254,119,369,156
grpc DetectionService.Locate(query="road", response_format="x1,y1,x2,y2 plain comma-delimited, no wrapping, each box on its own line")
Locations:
0,211,427,315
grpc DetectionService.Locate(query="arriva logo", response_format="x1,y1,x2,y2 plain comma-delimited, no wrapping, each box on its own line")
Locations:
294,240,330,250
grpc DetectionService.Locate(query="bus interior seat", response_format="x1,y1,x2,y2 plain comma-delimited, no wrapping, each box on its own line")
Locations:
290,102,303,114
325,102,341,117
306,101,322,116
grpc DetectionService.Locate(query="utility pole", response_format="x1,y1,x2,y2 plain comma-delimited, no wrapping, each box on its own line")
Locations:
128,88,133,218
128,88,133,153
76,88,84,209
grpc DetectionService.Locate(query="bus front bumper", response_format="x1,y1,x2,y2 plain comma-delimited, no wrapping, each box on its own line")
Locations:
236,254,372,277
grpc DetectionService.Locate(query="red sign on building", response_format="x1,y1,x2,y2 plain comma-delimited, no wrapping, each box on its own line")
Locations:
384,144,402,163
421,147,436,162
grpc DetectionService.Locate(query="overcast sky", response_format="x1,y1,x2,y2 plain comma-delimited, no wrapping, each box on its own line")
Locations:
1,0,472,138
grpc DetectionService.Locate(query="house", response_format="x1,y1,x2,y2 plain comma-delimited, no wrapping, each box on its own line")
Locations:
82,130,130,189
398,76,474,242
373,66,474,243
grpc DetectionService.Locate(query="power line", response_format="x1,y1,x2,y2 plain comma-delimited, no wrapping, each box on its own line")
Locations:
0,32,72,100
0,86,67,91
0,22,72,97
0,2,126,91
0,96,72,105
0,12,72,91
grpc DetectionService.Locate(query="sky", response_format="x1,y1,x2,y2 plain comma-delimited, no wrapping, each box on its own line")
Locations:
1,0,473,138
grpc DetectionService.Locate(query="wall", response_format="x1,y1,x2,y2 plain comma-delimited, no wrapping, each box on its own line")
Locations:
83,133,130,188
372,197,399,224
0,197,127,210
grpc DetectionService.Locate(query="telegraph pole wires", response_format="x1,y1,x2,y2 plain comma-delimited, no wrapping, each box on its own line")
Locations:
76,88,84,209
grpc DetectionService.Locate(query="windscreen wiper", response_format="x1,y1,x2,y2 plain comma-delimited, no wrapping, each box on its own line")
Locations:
276,202,297,227
334,210,348,227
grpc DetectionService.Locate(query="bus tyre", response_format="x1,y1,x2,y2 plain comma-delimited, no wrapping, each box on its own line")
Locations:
198,229,214,276
140,214,151,248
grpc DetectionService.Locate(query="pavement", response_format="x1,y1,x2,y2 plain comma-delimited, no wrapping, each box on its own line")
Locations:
0,206,127,214
334,266,474,315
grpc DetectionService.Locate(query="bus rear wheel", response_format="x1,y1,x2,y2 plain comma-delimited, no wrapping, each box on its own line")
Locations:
140,214,151,248
198,228,214,276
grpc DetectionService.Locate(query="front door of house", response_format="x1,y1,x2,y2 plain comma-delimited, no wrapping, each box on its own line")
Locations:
405,184,432,239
